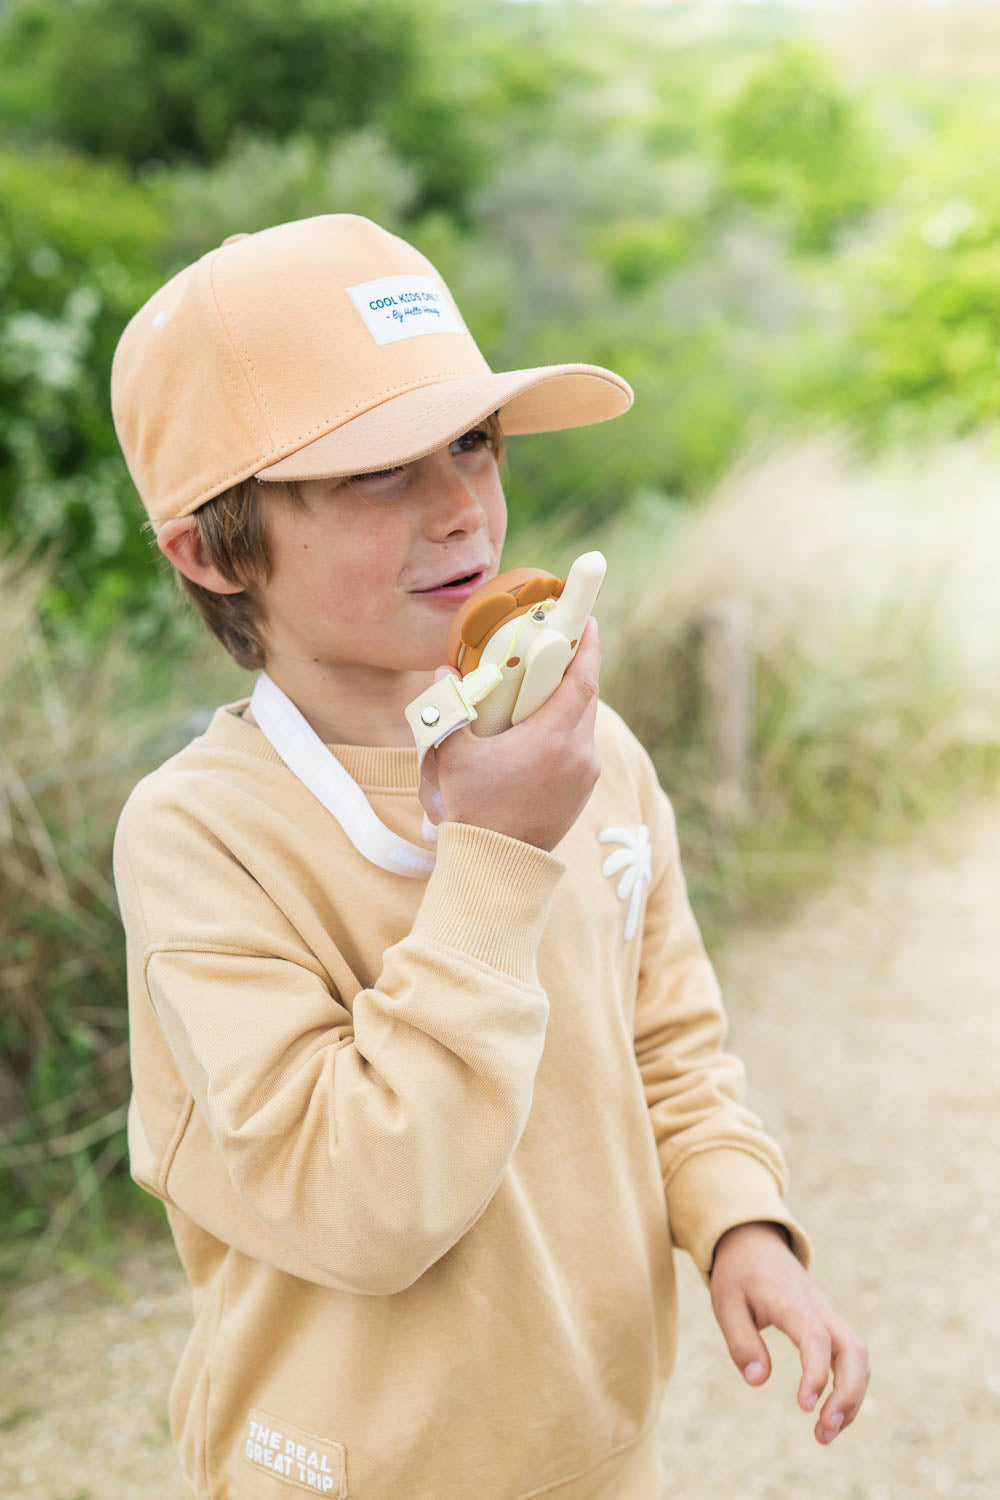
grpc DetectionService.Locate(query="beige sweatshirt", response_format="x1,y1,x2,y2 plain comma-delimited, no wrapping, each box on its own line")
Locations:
113,697,808,1500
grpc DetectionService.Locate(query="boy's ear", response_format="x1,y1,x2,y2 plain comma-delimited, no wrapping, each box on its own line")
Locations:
156,517,246,595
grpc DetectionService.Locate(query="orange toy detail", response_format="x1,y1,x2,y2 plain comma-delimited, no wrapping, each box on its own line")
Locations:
405,550,607,753
445,568,566,674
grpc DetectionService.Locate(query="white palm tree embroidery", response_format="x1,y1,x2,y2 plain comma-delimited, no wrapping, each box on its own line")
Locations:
597,824,652,942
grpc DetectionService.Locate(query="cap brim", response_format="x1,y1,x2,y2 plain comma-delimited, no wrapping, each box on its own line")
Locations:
254,363,632,482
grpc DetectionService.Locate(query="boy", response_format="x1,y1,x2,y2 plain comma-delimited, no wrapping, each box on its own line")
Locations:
111,215,868,1499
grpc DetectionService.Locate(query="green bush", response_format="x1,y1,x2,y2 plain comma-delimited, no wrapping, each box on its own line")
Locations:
2,6,999,641
0,0,415,161
841,108,1000,437
0,0,487,217
718,44,884,252
155,131,421,264
0,147,172,635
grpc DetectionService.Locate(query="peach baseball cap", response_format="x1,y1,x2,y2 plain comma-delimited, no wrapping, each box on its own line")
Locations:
110,214,633,528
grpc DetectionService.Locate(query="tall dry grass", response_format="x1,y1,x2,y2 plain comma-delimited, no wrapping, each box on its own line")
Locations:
593,436,1000,919
0,550,244,1275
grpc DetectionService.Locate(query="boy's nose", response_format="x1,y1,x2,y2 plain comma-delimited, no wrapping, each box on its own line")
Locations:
425,463,489,538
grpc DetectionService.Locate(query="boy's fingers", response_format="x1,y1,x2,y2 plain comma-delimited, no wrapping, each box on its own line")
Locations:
745,1288,832,1412
526,616,602,732
713,1288,773,1386
815,1322,871,1443
433,618,601,741
778,1306,833,1414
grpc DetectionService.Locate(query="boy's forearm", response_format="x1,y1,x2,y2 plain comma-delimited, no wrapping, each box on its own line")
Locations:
149,938,547,1293
121,811,564,1294
631,771,808,1273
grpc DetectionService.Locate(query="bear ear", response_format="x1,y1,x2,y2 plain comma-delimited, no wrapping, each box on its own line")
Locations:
511,575,563,608
445,566,565,668
459,593,520,649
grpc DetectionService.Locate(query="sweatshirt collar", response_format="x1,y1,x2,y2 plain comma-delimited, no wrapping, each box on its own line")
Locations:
209,700,420,793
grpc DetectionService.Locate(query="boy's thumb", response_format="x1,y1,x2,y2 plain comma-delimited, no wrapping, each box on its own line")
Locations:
434,665,460,683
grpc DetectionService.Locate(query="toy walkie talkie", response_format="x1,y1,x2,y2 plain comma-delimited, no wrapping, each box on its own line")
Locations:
405,551,606,752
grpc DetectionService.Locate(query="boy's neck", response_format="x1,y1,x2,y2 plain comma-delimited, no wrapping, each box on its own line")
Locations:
251,658,433,749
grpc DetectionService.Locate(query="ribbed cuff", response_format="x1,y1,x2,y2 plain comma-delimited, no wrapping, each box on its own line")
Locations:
411,821,566,984
666,1146,812,1281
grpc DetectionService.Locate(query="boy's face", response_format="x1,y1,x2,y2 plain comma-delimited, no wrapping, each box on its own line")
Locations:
257,427,507,677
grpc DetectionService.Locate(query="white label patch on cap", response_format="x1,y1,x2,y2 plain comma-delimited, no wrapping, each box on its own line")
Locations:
346,275,464,346
243,1409,348,1496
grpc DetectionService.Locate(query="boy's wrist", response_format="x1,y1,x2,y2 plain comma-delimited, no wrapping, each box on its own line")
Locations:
411,820,565,983
710,1220,794,1275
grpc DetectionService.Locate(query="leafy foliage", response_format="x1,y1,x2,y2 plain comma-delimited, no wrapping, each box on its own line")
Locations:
3,3,995,631
0,1,996,620
717,43,885,251
840,104,1000,438
0,147,171,635
0,0,425,163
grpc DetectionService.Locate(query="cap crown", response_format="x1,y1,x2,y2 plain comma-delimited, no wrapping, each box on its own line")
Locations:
111,215,488,525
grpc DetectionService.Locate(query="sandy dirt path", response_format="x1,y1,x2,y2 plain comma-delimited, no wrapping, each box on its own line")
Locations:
3,802,998,1499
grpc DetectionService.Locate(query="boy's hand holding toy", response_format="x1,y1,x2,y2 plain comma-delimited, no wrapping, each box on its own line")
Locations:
407,552,606,853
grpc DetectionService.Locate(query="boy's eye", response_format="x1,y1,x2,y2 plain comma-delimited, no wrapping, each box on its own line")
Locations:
345,464,406,498
451,428,492,455
356,430,488,483
343,428,494,506
340,465,408,510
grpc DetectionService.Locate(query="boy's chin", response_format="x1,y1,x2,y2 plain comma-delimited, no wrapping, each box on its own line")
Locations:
402,654,452,676
397,635,456,675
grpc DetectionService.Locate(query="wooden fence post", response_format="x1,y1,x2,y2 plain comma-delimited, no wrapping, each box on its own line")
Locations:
695,597,754,831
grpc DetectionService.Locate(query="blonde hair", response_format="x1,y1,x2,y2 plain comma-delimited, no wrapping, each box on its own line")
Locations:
173,414,505,671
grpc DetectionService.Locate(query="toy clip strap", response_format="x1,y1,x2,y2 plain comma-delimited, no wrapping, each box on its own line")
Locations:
404,660,504,753
250,671,437,878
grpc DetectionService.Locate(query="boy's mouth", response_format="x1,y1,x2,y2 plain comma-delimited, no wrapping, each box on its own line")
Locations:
410,569,487,600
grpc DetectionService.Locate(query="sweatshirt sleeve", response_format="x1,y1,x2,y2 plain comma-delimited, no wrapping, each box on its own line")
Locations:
115,792,564,1296
629,753,811,1280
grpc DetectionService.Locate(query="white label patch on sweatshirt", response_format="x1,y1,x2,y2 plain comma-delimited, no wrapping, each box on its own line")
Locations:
243,1409,348,1496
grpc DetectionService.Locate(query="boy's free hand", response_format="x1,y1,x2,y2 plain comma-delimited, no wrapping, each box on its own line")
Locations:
419,616,602,853
710,1222,870,1446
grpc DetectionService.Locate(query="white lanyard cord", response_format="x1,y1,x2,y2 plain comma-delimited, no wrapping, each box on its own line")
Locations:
249,672,436,879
